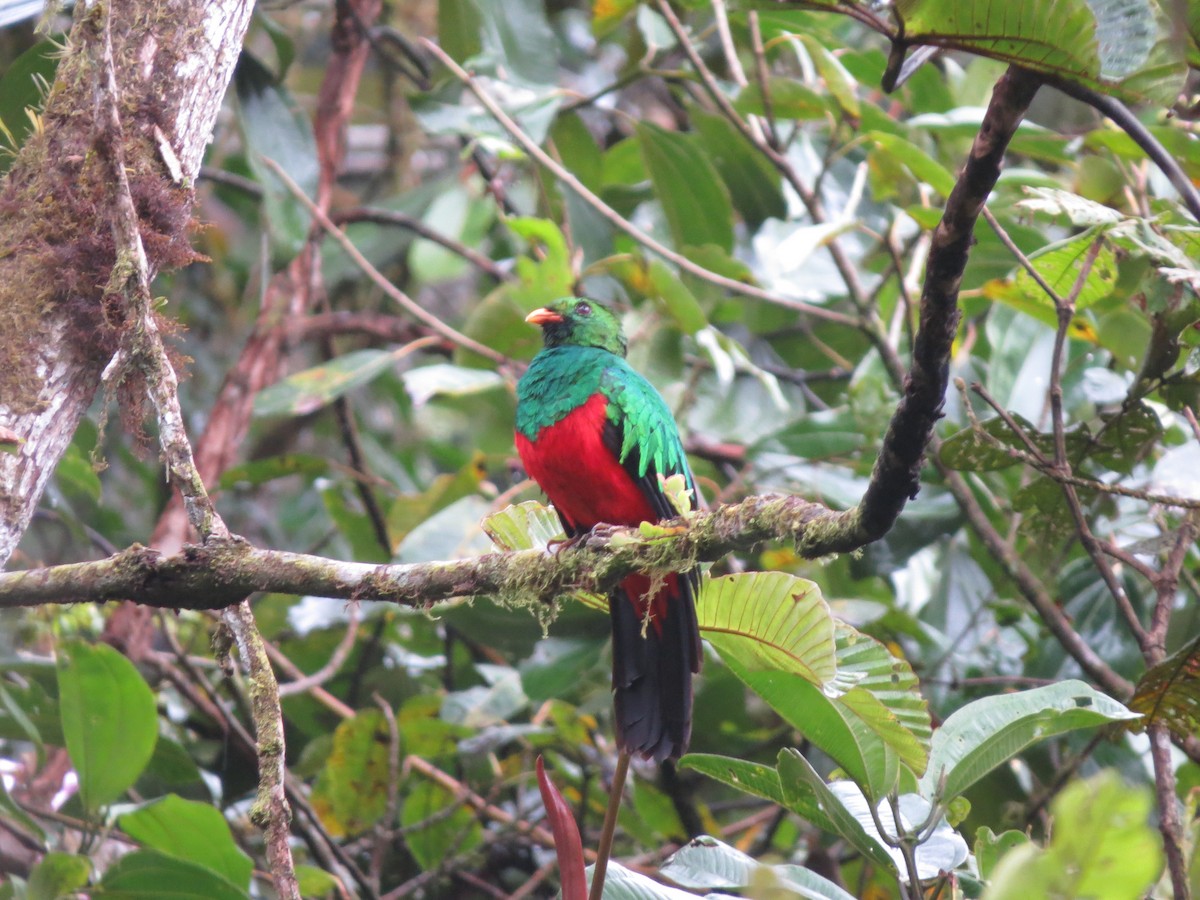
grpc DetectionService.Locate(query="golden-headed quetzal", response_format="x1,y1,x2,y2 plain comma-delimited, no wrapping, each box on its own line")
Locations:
515,297,701,761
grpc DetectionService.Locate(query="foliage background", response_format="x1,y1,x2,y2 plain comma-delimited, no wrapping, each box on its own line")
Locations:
0,0,1199,897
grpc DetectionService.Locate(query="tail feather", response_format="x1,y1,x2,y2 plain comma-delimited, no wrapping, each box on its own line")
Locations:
610,571,701,762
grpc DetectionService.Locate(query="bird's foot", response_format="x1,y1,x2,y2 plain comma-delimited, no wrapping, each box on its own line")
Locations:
547,523,615,555
546,534,584,555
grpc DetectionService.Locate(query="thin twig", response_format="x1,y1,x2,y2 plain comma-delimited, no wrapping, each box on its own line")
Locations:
421,39,858,328
1150,722,1190,898
277,604,361,697
92,9,228,545
589,750,631,900
261,156,510,365
1048,78,1200,223
336,206,512,282
1045,237,1149,649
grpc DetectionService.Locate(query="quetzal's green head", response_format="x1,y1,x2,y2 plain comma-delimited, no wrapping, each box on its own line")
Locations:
526,297,627,357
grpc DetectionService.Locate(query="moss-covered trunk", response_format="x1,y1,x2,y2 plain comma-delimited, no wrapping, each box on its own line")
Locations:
0,0,255,566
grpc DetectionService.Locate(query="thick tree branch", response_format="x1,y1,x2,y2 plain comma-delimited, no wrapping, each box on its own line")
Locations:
0,494,829,609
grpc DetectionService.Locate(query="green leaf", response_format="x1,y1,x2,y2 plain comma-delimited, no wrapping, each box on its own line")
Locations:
234,52,318,265
975,827,1030,881
646,261,708,335
401,364,504,406
471,0,558,86
217,454,330,490
118,796,253,889
636,122,734,253
27,852,90,900
919,680,1140,801
416,88,562,149
0,773,44,846
691,109,786,231
437,0,482,65
776,749,897,873
1128,632,1200,739
1009,231,1119,317
697,572,836,683
660,834,856,900
823,784,968,882
1016,187,1125,226
401,779,483,871
310,710,393,838
734,79,828,121
1093,402,1161,474
939,416,1029,472
894,0,1185,106
294,865,341,899
864,132,956,197
678,754,786,806
982,771,1162,899
94,850,249,899
56,640,158,812
798,34,860,120
254,348,410,418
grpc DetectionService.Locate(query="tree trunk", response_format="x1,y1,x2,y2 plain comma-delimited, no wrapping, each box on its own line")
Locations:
0,0,255,567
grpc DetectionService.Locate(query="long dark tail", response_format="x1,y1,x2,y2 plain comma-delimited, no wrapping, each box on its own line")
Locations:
610,570,701,762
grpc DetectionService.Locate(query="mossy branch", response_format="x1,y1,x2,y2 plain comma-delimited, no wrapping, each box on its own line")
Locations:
0,494,833,610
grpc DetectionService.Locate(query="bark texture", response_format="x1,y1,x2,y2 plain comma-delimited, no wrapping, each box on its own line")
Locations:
0,0,255,567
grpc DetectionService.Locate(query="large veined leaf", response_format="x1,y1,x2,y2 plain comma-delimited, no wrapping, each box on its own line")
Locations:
690,109,786,232
723,623,930,798
589,860,713,899
893,0,1185,106
1006,230,1119,318
697,572,836,683
310,710,394,838
57,640,158,813
482,502,607,612
660,835,856,900
678,755,787,807
982,772,1162,899
1127,633,1200,739
919,680,1139,800
776,749,898,873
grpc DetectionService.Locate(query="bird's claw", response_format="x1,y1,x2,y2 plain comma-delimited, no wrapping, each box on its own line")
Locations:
547,523,614,555
546,534,583,555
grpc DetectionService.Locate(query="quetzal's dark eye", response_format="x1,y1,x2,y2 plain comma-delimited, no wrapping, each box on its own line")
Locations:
575,301,592,316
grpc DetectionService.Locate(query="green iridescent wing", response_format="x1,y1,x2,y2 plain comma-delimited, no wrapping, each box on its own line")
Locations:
599,360,697,519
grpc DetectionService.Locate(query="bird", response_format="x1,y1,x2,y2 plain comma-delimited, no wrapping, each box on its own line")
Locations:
515,297,701,762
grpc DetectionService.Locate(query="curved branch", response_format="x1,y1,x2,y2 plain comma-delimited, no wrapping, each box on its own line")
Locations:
853,66,1041,541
